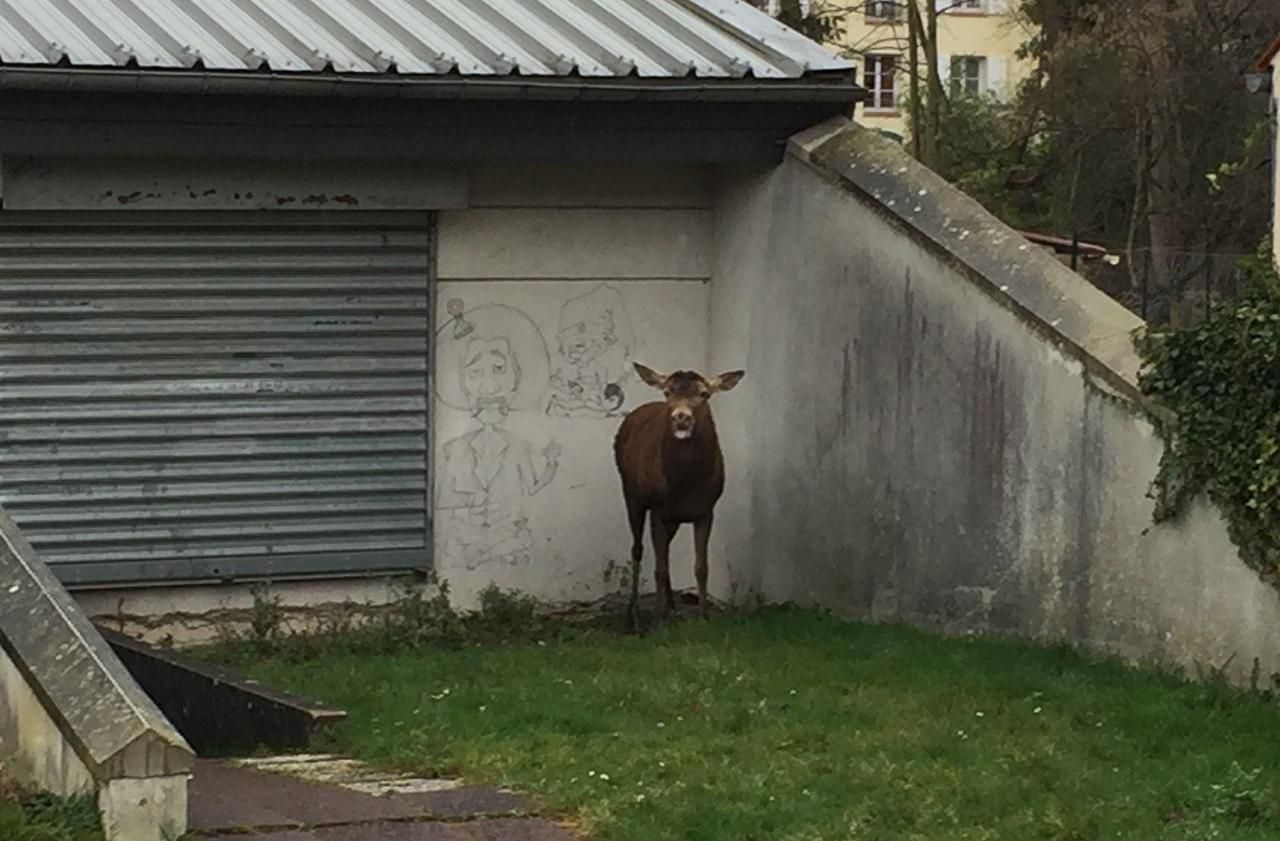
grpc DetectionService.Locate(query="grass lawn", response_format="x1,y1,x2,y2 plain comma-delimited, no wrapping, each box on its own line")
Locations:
209,607,1280,841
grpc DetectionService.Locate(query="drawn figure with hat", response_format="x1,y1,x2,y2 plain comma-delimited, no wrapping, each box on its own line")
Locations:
434,299,560,571
547,284,635,418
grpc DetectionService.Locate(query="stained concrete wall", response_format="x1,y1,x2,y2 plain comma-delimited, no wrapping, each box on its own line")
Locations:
0,645,95,796
710,119,1280,680
74,577,417,647
1,156,468,210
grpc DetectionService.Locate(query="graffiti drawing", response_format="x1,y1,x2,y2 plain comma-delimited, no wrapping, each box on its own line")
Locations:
434,298,560,571
547,284,635,418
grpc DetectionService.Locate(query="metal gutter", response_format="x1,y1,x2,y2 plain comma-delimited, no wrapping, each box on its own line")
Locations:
0,65,865,104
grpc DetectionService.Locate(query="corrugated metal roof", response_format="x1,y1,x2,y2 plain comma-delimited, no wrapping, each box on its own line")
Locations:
0,0,852,80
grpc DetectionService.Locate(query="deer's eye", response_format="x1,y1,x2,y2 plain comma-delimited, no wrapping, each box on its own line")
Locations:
700,390,711,400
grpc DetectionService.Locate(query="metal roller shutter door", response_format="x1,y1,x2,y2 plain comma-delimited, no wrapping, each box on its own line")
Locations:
0,213,432,586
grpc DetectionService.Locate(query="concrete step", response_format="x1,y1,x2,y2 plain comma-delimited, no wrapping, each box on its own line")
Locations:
188,756,577,840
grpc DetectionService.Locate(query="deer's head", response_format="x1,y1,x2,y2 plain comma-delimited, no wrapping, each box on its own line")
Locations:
634,363,744,440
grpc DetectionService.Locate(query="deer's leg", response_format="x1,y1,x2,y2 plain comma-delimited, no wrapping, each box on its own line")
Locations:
626,496,646,632
694,514,713,620
650,516,677,618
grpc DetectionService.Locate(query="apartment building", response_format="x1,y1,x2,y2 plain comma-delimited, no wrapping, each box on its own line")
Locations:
845,0,1035,140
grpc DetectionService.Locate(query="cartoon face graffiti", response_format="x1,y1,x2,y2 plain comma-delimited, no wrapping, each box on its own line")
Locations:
561,320,611,366
436,301,548,417
434,300,559,571
462,337,519,424
547,284,635,419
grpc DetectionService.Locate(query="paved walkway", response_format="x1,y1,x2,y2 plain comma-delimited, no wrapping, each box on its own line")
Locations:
188,754,578,840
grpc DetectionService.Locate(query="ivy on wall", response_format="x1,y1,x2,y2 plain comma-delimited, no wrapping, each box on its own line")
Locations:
1136,238,1280,584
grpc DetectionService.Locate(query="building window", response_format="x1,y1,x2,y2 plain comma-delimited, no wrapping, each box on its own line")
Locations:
761,0,812,14
950,55,985,96
864,54,897,110
952,0,985,10
864,0,900,21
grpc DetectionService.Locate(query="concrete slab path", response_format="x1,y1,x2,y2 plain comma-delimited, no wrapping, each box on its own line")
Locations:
187,755,579,840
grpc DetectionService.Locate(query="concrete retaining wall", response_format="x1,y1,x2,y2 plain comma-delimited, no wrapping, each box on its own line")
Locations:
0,508,193,840
710,119,1280,681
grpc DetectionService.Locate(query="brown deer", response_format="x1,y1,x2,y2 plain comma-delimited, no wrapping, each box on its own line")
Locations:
613,363,744,627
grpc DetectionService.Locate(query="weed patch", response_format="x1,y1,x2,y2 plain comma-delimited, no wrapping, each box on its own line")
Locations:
0,780,102,841
204,573,561,664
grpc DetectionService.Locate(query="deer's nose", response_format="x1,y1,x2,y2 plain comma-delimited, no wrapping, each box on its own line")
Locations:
672,408,693,426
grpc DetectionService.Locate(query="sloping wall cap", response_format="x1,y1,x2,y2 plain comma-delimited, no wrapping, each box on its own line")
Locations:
0,509,193,779
789,118,1152,408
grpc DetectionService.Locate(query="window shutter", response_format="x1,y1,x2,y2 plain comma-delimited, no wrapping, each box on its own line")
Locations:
987,56,1005,98
935,0,949,12
937,53,951,88
988,0,1008,12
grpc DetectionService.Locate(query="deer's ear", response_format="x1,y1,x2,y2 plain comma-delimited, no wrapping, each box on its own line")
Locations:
709,370,745,393
633,363,668,389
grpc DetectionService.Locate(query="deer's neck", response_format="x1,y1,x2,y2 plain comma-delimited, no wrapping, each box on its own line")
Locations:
661,412,719,473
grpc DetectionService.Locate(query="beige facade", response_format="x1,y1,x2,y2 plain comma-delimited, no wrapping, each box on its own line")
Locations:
842,0,1036,139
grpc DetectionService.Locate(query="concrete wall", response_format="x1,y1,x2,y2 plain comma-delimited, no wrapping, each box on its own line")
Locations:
710,120,1280,680
1,156,468,210
74,577,416,647
29,159,716,636
434,163,714,607
0,645,95,796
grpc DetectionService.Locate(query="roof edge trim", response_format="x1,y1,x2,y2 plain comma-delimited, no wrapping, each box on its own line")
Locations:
0,65,866,103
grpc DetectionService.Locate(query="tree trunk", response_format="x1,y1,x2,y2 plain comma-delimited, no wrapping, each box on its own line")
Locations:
908,0,941,167
908,0,922,160
924,0,942,168
1144,25,1185,327
1124,111,1149,317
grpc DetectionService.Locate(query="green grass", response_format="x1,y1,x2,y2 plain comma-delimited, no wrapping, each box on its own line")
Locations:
0,785,102,841
207,607,1280,841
